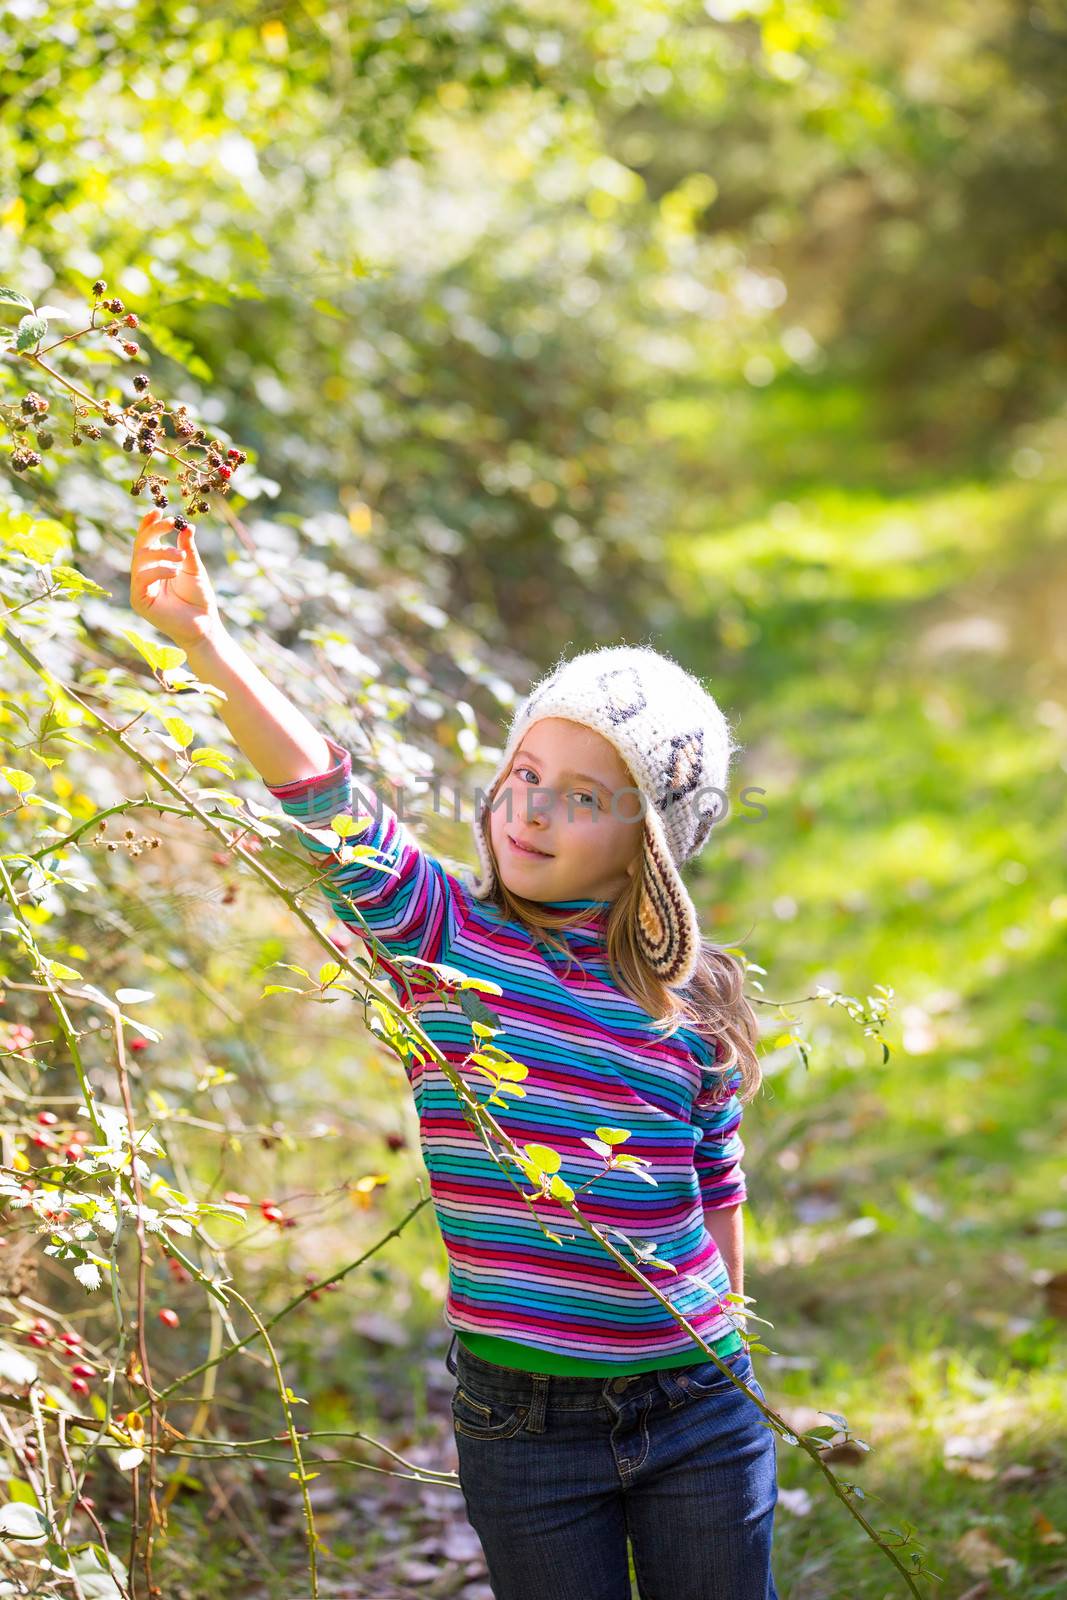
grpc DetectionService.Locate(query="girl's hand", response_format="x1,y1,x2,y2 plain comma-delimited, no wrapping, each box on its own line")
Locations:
129,510,224,651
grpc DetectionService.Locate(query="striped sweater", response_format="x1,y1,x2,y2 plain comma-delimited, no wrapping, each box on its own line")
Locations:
265,734,748,1366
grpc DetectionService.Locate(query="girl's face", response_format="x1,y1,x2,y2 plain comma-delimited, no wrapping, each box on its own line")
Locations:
488,717,645,904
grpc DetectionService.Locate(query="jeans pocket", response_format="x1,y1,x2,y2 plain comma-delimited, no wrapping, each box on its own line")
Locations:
678,1345,754,1398
451,1384,529,1441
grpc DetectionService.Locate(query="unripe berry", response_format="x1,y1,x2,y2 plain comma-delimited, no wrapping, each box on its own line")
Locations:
124,313,138,327
122,342,138,356
217,464,232,480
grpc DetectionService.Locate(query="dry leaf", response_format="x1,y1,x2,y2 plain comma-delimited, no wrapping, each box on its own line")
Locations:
954,1527,1012,1575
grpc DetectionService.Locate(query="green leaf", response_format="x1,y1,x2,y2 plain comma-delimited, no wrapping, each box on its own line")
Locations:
16,313,47,350
459,988,503,1031
0,1501,49,1540
47,959,84,980
51,565,110,597
190,747,235,773
523,1143,561,1174
0,285,34,309
0,514,68,562
121,629,187,673
161,715,195,747
330,812,368,839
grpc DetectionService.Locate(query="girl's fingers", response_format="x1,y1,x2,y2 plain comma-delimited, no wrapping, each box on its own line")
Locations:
133,558,182,593
135,509,176,551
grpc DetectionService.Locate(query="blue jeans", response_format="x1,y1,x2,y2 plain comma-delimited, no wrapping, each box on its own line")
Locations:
446,1333,780,1600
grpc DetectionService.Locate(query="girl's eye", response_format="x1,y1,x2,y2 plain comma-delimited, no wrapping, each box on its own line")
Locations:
514,768,598,809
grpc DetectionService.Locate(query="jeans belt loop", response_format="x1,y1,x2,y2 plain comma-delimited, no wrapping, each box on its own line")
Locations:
524,1371,549,1433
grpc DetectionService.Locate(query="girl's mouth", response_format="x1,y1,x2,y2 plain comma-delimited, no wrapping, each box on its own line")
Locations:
507,833,553,859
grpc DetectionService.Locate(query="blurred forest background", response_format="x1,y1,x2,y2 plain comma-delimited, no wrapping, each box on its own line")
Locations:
1,2,1064,1597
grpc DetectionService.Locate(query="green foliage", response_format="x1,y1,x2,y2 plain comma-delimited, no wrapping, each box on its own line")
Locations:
0,0,1062,1595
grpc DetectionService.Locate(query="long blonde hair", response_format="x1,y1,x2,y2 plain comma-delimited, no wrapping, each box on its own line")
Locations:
480,769,764,1106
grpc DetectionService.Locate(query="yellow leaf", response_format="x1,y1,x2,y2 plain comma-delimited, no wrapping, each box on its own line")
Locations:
161,715,194,748
523,1143,561,1174
121,629,187,674
1,767,35,795
595,1127,632,1146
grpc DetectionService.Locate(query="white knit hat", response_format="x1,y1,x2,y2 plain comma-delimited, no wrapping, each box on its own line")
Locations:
468,644,741,988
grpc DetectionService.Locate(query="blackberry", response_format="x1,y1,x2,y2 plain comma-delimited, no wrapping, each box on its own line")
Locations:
133,375,150,392
92,279,106,296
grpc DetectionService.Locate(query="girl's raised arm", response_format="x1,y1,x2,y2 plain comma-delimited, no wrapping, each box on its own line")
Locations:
263,732,461,968
129,511,461,969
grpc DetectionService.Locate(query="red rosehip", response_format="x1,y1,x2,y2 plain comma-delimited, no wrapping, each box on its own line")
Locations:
259,1203,284,1225
63,1146,82,1162
28,1332,48,1348
129,1038,149,1053
158,1308,180,1328
37,1111,59,1126
70,1377,91,1397
70,1363,95,1379
32,1318,53,1335
30,1131,55,1148
61,1331,82,1348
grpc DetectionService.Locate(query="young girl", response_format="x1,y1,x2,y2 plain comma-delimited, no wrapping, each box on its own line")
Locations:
131,510,779,1600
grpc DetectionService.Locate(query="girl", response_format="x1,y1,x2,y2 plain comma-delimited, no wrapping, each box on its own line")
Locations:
130,510,779,1600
